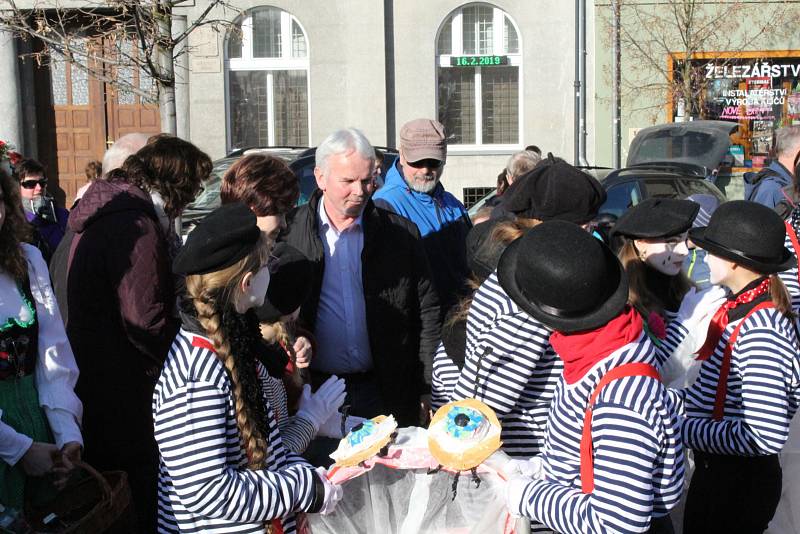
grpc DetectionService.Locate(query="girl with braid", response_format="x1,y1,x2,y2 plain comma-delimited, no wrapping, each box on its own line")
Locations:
153,203,342,534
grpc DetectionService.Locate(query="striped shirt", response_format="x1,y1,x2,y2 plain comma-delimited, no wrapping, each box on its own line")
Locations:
515,337,685,534
153,329,319,533
664,305,800,456
450,273,562,459
431,342,460,411
256,366,315,455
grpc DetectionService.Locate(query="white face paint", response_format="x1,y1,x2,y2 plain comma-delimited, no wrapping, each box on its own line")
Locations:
705,253,733,287
236,265,271,312
636,232,690,276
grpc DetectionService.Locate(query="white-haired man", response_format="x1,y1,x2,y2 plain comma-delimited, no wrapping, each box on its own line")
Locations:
280,128,441,456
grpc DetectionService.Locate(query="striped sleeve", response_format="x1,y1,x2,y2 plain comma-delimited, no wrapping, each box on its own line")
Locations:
431,342,460,411
654,319,690,369
154,377,318,522
277,417,316,455
681,324,798,455
517,400,668,533
451,310,551,415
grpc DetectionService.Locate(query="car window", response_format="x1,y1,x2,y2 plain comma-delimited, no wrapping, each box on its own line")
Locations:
642,178,723,201
600,181,642,218
634,131,716,161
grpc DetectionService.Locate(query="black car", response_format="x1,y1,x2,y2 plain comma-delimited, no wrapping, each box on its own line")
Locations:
468,120,734,220
181,146,399,235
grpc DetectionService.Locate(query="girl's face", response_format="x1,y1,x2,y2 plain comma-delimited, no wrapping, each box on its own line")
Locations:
236,265,271,313
635,232,690,276
705,252,734,287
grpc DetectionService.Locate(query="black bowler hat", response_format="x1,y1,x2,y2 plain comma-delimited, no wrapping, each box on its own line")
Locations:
611,198,699,239
466,215,514,281
173,202,261,275
689,200,793,274
499,155,606,224
256,243,313,323
497,220,628,333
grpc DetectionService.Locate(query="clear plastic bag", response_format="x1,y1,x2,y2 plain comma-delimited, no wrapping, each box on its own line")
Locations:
306,427,529,534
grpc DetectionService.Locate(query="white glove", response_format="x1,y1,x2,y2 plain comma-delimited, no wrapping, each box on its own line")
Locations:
505,475,531,519
503,457,544,480
296,377,346,433
315,466,343,515
676,286,727,327
317,413,368,439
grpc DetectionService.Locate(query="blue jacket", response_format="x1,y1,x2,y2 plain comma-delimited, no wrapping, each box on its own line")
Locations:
373,159,471,306
745,161,793,209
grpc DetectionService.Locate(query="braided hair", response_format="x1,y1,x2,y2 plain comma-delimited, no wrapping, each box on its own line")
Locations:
184,235,271,468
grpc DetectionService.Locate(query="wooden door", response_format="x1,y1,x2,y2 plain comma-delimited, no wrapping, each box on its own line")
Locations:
40,40,107,206
105,41,161,146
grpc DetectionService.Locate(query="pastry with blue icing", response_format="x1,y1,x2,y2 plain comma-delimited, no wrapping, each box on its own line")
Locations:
330,414,398,467
428,399,501,471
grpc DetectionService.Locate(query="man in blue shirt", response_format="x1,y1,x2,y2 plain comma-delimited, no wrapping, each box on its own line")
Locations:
746,125,800,212
373,119,471,310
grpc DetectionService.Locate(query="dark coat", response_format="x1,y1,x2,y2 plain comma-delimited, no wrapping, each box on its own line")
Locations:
280,190,441,425
65,179,178,476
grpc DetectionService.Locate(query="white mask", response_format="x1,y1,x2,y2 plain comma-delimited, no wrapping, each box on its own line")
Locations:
236,265,271,313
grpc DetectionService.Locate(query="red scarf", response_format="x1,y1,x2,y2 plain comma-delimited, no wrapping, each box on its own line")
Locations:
550,306,644,384
696,278,770,361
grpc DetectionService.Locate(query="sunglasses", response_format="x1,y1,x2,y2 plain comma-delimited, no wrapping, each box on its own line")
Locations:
20,179,47,189
407,159,443,169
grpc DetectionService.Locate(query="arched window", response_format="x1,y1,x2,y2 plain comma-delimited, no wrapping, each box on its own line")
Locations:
436,4,521,147
225,6,310,149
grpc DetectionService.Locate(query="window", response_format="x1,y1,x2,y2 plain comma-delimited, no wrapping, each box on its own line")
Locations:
462,186,495,209
436,4,522,148
671,53,800,167
226,7,310,149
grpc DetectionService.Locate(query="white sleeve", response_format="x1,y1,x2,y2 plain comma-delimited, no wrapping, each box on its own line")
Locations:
0,411,33,466
23,244,83,448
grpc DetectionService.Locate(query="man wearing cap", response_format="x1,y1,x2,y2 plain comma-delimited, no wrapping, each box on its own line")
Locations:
373,119,471,310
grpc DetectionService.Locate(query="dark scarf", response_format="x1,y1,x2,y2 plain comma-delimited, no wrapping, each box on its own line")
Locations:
179,297,285,442
643,265,681,313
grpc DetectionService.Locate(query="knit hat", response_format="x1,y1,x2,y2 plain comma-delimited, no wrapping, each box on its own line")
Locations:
399,119,447,163
499,155,606,224
497,220,628,333
255,243,313,323
689,200,793,274
611,198,699,239
173,202,261,275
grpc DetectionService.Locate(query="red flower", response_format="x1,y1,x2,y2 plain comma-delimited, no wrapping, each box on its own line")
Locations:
8,151,22,165
0,140,6,148
647,311,667,340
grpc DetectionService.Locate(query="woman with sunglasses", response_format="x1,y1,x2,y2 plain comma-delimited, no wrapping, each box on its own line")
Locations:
0,168,82,510
15,158,68,261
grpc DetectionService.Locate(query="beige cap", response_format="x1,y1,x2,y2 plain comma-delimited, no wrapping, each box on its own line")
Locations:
399,119,447,163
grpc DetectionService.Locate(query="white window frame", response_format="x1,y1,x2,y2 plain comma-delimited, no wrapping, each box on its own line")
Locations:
435,4,523,153
224,7,311,151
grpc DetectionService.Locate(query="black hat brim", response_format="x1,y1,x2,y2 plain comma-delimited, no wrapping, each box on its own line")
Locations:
497,235,629,334
689,226,796,274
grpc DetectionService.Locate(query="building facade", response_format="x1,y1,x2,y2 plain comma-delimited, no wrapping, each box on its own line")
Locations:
0,0,594,206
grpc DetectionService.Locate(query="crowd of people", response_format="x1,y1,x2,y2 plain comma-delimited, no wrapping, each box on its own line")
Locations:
0,119,799,534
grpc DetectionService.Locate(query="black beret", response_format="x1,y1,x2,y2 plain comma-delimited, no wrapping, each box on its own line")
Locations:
173,202,261,275
255,243,313,323
611,198,699,239
499,155,606,224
